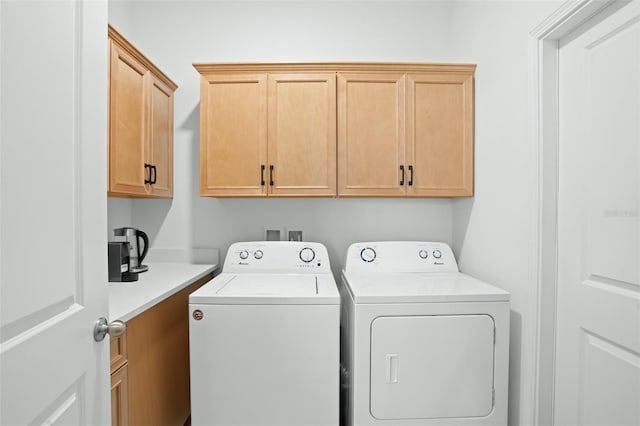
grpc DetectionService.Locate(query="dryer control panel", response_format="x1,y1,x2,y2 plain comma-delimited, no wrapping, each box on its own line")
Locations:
344,241,458,274
224,241,332,274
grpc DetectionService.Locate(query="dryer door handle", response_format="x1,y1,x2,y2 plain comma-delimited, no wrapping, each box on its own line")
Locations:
386,354,399,384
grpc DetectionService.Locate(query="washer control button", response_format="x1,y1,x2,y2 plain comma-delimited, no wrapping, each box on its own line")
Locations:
360,247,376,263
418,249,429,259
239,250,249,260
432,249,442,259
299,247,316,263
254,250,263,260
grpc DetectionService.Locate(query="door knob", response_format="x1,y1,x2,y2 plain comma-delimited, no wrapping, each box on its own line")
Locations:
93,317,126,342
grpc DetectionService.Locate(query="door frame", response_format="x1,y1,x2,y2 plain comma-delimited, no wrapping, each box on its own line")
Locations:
528,1,628,424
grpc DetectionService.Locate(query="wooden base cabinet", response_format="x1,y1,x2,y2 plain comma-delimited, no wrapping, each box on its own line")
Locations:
110,364,129,426
110,334,128,426
108,25,177,198
109,274,213,426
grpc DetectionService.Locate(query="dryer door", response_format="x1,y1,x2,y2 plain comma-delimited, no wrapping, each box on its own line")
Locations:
370,314,495,420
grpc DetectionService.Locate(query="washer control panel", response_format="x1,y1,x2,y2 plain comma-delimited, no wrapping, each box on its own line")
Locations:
345,241,458,273
224,241,331,273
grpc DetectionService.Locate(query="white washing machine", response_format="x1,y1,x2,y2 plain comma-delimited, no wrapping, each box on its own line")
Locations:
189,241,340,426
340,241,510,426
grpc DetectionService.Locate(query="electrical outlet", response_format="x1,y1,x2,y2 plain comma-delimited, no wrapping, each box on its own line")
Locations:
288,230,303,242
265,229,281,241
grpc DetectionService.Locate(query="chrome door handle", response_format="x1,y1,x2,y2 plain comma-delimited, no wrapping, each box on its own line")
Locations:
93,317,126,342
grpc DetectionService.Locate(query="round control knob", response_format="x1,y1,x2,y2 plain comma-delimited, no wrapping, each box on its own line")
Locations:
360,247,376,263
254,250,263,260
418,249,429,259
433,249,442,259
239,250,249,260
299,247,315,263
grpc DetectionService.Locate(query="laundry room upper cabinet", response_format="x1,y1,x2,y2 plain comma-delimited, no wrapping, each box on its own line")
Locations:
406,70,474,197
337,73,407,197
197,73,267,197
108,25,177,198
195,64,336,197
268,73,336,197
337,64,475,197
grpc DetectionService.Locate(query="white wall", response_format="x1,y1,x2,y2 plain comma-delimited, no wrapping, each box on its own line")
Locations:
108,1,562,425
108,0,458,277
107,197,132,240
447,2,562,425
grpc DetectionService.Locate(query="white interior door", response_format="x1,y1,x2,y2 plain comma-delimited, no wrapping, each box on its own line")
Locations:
555,2,640,425
0,1,110,425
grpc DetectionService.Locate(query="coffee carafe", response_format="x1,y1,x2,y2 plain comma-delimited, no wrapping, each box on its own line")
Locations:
113,227,149,273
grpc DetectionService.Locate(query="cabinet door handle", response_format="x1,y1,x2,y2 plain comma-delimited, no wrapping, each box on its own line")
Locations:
408,165,413,186
399,165,405,186
150,165,157,185
144,163,152,184
261,165,266,186
269,165,274,186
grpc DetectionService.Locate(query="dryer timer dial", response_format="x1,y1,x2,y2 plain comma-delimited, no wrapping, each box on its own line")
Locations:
360,247,376,263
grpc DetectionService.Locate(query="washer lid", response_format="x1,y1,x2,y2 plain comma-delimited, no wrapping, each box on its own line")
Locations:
342,272,510,304
189,273,340,305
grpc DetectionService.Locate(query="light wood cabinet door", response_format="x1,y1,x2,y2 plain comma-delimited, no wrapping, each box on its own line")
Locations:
109,334,128,375
268,73,336,196
337,73,406,196
149,76,174,197
406,72,474,197
108,26,177,199
110,333,128,425
200,74,267,196
111,365,129,426
108,42,149,196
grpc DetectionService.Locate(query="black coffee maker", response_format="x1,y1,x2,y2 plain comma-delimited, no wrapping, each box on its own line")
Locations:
108,227,149,282
108,241,138,282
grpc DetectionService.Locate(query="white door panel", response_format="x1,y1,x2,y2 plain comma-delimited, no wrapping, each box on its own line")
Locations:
555,1,640,425
579,331,640,426
584,5,639,287
0,1,110,425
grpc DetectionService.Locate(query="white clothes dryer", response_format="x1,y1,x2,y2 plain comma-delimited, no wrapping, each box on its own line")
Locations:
340,242,510,426
189,241,340,426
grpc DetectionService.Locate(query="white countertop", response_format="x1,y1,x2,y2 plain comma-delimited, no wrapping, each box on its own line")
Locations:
109,262,218,322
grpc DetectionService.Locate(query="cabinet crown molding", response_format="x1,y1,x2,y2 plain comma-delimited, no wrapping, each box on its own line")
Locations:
193,62,476,75
108,24,178,91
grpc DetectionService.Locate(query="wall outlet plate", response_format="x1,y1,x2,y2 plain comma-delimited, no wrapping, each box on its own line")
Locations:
265,229,281,241
288,230,303,242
